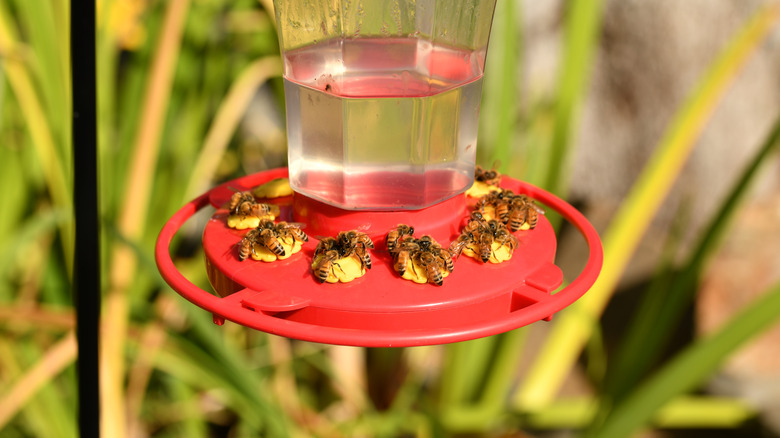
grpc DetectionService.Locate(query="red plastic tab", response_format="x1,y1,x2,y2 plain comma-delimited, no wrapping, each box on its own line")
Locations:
239,289,311,313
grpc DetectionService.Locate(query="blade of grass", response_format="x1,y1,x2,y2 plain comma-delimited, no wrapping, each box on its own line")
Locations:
184,55,282,200
480,0,518,171
0,305,74,330
126,297,174,438
0,2,73,271
522,396,756,430
440,329,528,432
593,280,780,438
514,2,780,411
103,1,191,435
11,0,70,155
0,111,26,245
602,112,780,405
440,336,498,409
543,0,604,197
0,331,77,429
0,208,69,278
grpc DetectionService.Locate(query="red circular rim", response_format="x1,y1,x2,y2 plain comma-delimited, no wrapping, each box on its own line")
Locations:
155,170,603,347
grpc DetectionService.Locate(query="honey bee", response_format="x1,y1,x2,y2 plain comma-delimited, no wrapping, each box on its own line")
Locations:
448,233,470,258
416,235,437,251
419,252,443,286
229,190,275,220
314,236,338,255
495,199,510,222
229,191,255,212
393,238,419,276
507,204,527,231
477,231,494,263
476,189,544,232
238,228,260,261
315,250,340,283
506,195,544,231
475,165,502,186
386,224,414,253
463,211,485,234
440,249,455,273
238,202,272,217
494,225,519,251
451,210,519,263
312,230,374,282
237,219,307,261
339,230,374,251
353,245,371,270
390,234,451,285
259,229,284,256
277,221,309,242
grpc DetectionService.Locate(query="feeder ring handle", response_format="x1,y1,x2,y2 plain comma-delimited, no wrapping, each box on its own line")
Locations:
155,184,603,347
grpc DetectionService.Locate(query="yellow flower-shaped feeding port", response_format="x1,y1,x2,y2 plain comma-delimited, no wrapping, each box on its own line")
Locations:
461,241,514,264
249,235,303,262
253,178,293,198
237,220,308,263
311,231,373,284
465,180,501,198
389,233,453,286
226,190,280,229
400,257,451,284
227,209,279,230
311,253,366,284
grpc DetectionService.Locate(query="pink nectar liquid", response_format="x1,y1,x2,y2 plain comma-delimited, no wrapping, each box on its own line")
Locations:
283,38,485,210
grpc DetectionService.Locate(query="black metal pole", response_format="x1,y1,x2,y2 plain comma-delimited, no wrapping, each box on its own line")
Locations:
71,0,100,436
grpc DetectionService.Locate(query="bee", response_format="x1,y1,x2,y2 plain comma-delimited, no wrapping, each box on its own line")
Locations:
419,252,443,286
416,235,437,251
239,202,272,217
477,231,494,263
312,231,373,282
238,219,307,261
495,199,510,222
506,195,544,231
229,191,255,212
393,238,419,276
277,221,309,242
463,211,486,235
229,190,275,220
339,230,374,251
386,224,414,253
355,245,372,270
260,228,285,257
475,165,502,186
448,233,470,258
507,204,527,232
314,237,338,256
476,189,545,231
315,250,340,283
494,226,519,251
238,228,261,261
440,249,455,273
390,234,452,285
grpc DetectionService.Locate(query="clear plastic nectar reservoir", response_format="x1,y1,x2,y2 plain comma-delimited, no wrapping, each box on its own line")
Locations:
283,38,484,209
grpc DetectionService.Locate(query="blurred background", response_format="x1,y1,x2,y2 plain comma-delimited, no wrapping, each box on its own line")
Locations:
1,0,780,436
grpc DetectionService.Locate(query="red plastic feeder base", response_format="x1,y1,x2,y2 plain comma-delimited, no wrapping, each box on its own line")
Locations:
156,168,603,347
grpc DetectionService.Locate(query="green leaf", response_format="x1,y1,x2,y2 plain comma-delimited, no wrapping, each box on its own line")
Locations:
593,281,780,438
515,3,780,411
544,0,604,197
601,112,780,406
